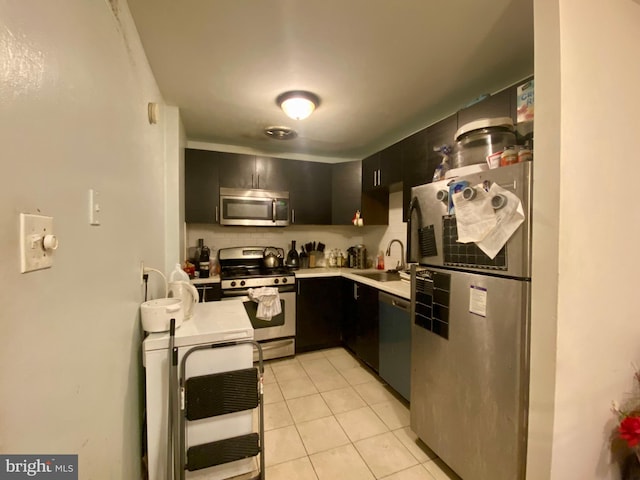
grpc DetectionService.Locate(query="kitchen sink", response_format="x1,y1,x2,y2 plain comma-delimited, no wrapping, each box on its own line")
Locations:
353,271,401,282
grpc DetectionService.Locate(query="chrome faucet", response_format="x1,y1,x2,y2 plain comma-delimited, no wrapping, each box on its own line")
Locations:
385,239,405,271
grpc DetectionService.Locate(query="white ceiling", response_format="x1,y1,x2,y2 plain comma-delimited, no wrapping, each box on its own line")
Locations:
127,0,533,161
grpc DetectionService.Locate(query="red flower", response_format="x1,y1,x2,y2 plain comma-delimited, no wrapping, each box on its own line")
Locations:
619,416,640,447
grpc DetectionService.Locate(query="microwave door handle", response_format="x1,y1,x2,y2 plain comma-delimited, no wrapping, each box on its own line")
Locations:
272,199,276,223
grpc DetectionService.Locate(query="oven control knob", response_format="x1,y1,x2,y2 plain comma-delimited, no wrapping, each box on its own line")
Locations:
230,281,237,287
282,278,288,284
274,278,280,284
240,280,246,287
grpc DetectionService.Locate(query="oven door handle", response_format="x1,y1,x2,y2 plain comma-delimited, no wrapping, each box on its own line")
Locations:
260,338,294,351
221,285,296,298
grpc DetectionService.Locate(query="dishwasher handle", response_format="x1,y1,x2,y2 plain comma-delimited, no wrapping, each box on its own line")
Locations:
379,292,410,311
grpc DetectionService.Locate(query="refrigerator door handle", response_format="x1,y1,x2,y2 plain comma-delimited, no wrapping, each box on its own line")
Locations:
406,196,421,263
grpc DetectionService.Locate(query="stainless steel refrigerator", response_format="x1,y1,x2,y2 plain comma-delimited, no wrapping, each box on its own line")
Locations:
408,162,532,480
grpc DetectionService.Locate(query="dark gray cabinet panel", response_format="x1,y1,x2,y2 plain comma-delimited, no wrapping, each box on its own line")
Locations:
287,161,332,225
362,143,402,193
217,152,256,189
379,141,403,186
296,278,343,353
255,156,290,191
457,87,516,129
342,279,379,372
185,149,219,224
402,114,457,220
331,161,361,225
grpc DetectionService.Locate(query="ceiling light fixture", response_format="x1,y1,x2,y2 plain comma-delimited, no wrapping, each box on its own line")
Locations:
277,90,320,120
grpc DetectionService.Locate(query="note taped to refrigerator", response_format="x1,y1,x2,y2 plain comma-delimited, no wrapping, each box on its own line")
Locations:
469,285,487,317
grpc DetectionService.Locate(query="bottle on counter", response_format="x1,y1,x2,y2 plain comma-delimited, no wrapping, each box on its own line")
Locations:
198,239,211,278
286,240,300,270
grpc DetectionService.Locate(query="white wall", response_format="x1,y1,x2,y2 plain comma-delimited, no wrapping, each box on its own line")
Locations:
164,105,187,274
531,0,640,478
0,2,169,478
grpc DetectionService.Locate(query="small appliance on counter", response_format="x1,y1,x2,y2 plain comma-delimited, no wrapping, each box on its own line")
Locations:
347,244,367,269
167,264,199,320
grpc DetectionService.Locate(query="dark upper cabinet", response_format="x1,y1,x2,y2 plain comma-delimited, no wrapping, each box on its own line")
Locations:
331,161,361,225
362,153,390,226
402,114,457,220
255,156,290,191
362,143,402,193
296,277,343,353
217,152,291,191
379,141,403,186
217,152,257,190
185,148,219,223
287,160,332,225
362,152,380,192
457,87,516,130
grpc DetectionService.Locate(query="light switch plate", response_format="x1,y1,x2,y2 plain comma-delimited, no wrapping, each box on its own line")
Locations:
89,189,100,225
20,213,55,273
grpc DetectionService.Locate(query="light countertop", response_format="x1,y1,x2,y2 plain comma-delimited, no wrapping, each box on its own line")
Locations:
295,268,411,300
188,269,411,299
143,300,252,352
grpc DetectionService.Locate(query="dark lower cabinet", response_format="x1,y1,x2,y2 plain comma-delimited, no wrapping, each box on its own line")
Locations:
194,282,221,302
342,279,379,372
295,278,343,353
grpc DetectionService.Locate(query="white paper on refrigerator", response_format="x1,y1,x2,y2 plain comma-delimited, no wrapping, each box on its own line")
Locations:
451,185,496,243
476,183,525,259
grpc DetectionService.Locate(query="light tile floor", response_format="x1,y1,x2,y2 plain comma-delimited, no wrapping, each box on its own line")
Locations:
253,347,461,480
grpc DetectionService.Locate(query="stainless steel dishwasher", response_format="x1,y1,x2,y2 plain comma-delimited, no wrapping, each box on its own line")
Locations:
378,292,411,400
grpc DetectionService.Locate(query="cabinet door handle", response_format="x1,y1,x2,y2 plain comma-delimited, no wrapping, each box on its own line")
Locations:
215,205,219,223
373,170,377,187
291,209,295,224
272,199,276,222
257,174,260,189
378,169,382,186
252,174,254,189
297,282,300,295
354,283,359,300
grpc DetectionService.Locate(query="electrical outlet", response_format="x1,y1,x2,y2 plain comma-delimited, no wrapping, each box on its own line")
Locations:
20,213,58,273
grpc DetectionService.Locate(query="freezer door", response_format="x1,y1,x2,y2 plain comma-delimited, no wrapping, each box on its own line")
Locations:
410,268,530,480
408,162,532,278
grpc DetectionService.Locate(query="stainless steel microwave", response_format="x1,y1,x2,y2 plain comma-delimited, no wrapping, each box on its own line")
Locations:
219,187,290,226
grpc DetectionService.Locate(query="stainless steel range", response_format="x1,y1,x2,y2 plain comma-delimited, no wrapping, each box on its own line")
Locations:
218,246,296,360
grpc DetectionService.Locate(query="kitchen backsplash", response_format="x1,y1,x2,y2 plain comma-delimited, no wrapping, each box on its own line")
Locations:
185,183,407,269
